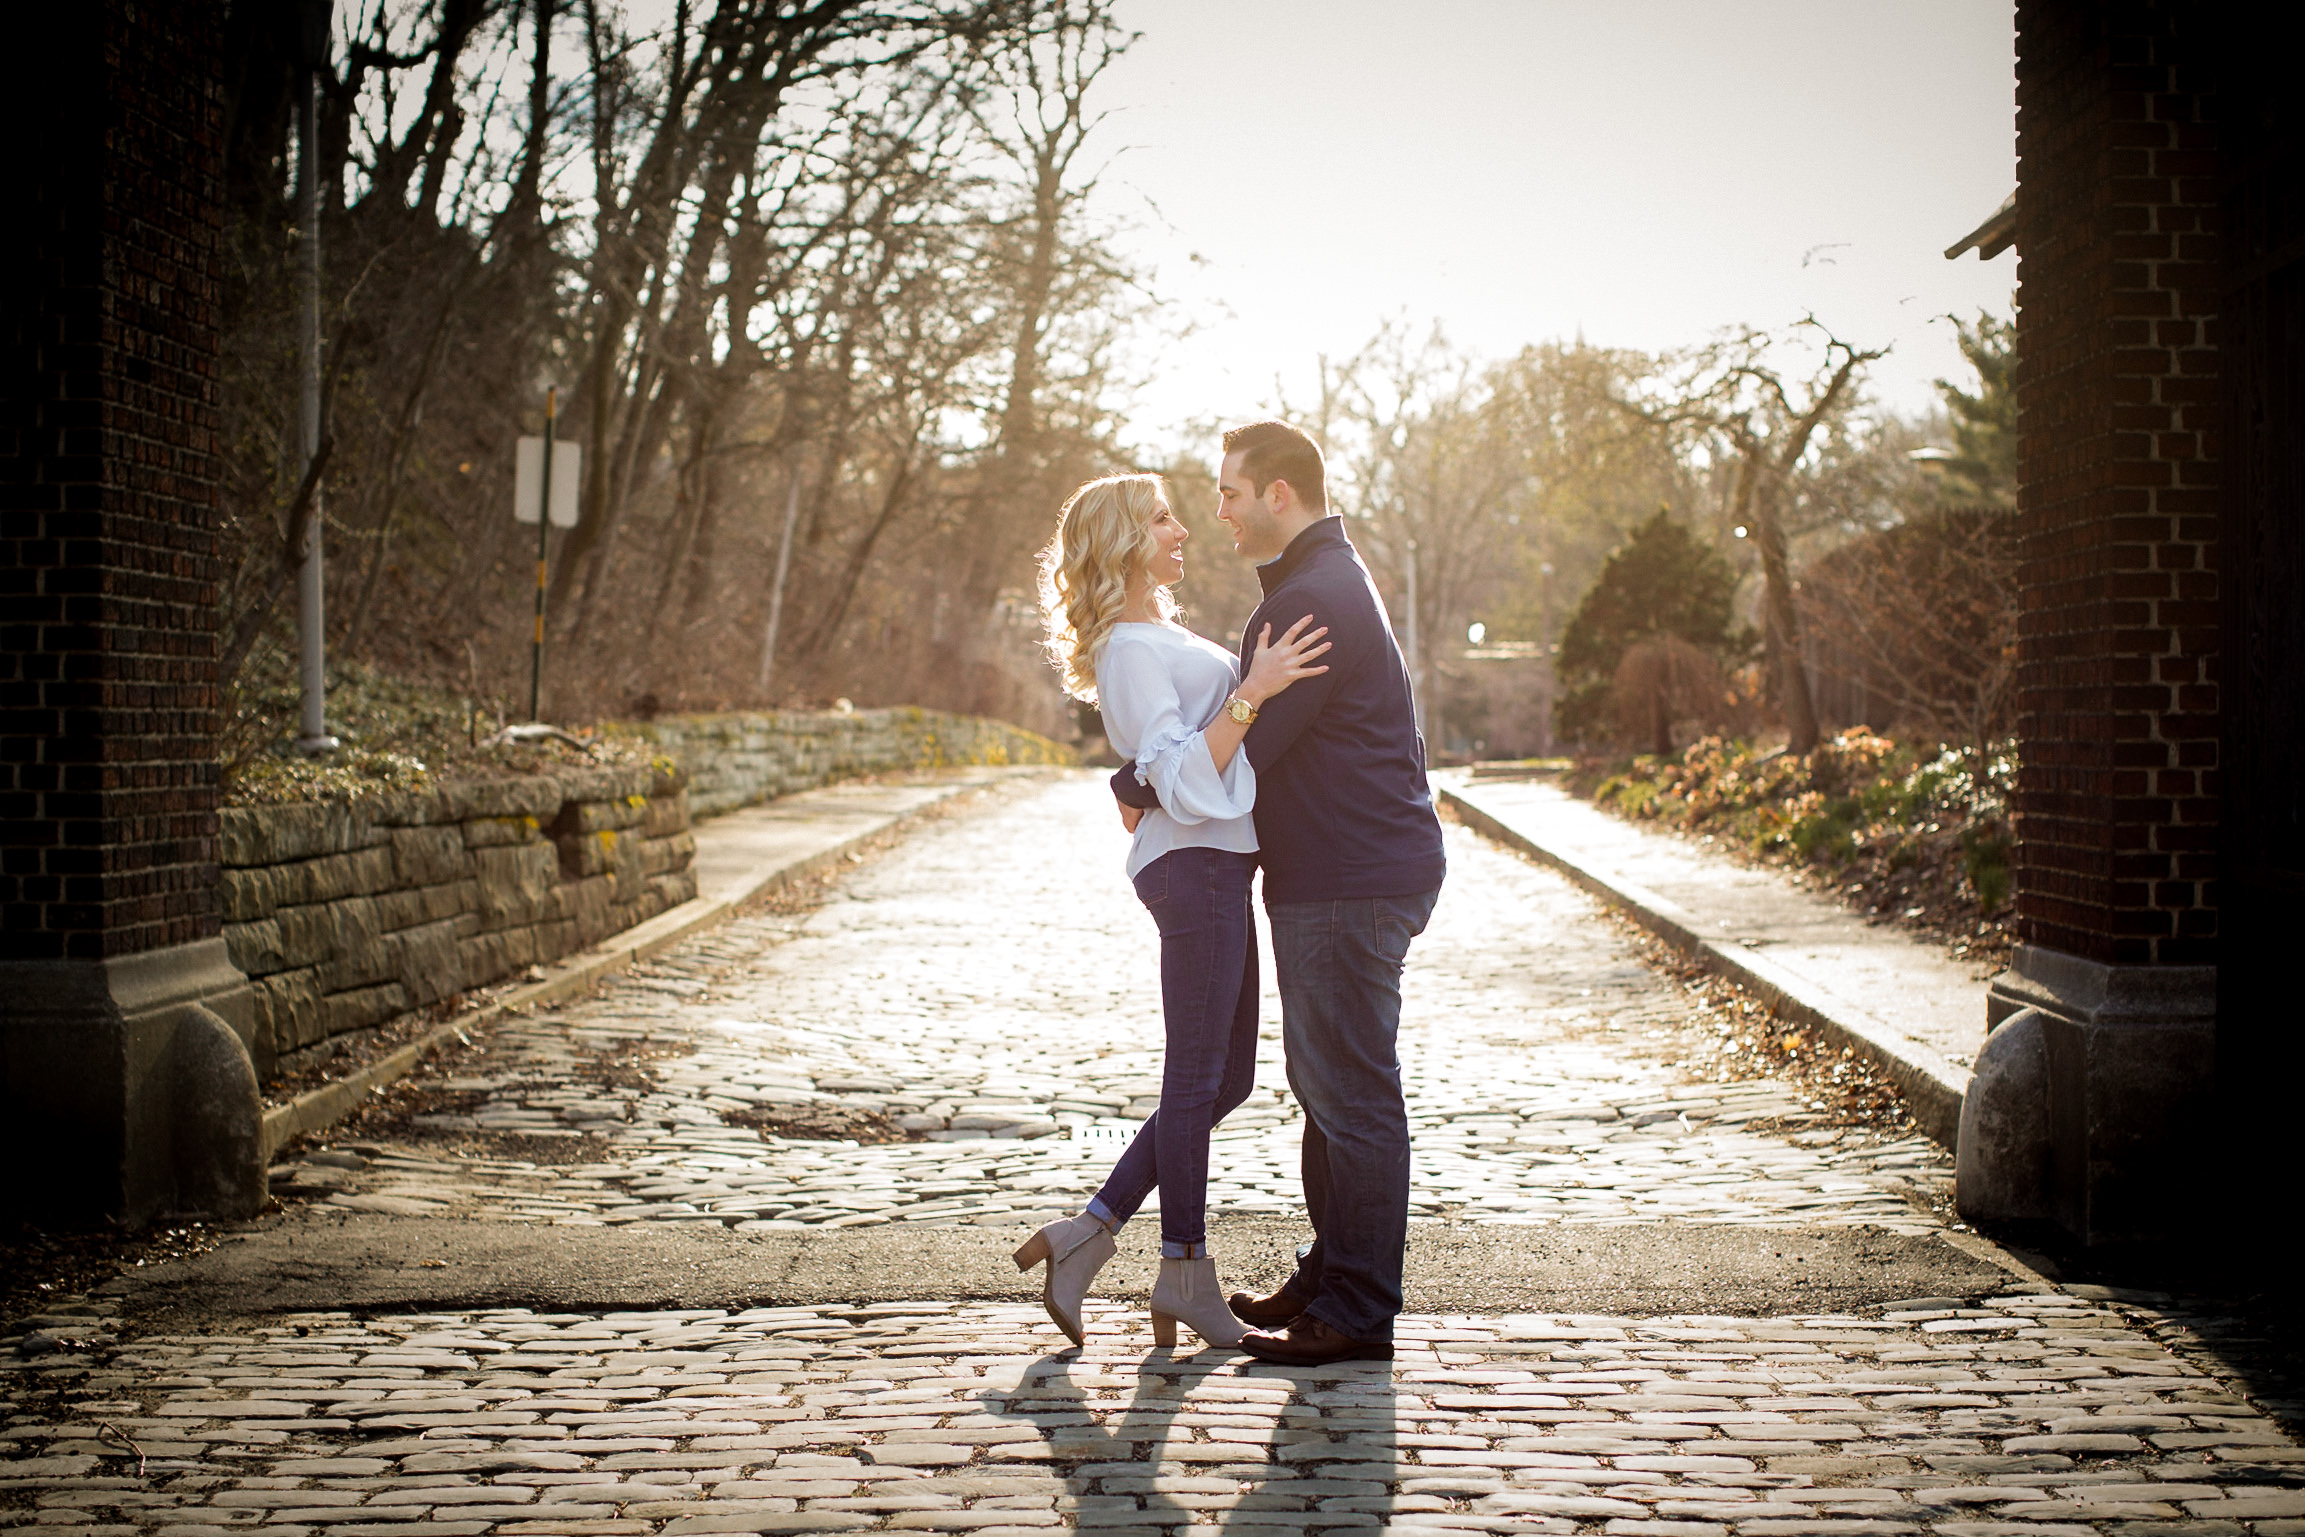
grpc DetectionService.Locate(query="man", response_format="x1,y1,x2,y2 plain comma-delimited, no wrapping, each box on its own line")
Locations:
1112,419,1445,1366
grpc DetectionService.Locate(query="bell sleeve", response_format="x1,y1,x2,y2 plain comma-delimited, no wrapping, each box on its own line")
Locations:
1097,637,1256,827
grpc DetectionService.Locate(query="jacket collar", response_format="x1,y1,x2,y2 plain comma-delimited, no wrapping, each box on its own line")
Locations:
1257,515,1349,596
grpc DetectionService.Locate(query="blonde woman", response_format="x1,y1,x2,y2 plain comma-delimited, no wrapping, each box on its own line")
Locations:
1014,472,1329,1351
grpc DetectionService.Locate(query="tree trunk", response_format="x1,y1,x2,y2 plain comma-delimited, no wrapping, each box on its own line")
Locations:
1751,480,1820,754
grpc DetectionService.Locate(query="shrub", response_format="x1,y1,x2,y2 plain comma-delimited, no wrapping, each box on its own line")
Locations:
1554,508,1741,752
1568,730,2019,950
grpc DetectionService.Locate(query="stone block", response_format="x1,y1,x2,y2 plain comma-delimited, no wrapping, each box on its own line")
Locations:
391,826,469,888
219,865,283,922
278,897,382,975
2,933,270,1223
319,914,395,991
554,764,652,805
458,931,511,989
474,842,559,928
362,786,449,827
323,982,407,1038
387,918,471,1007
635,831,696,878
1968,945,2218,1244
641,794,690,837
560,793,650,835
289,845,398,904
556,826,620,880
650,871,698,910
253,968,320,1061
218,801,384,867
373,881,474,933
166,1003,267,1219
556,875,617,947
535,919,578,964
464,813,545,848
1956,1009,2051,1225
221,918,285,978
244,974,282,1064
437,777,566,821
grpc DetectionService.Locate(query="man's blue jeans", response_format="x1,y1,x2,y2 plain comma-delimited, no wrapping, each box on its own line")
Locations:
1266,888,1440,1343
1089,847,1261,1256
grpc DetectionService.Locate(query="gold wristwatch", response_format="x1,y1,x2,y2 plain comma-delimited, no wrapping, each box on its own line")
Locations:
1226,695,1258,725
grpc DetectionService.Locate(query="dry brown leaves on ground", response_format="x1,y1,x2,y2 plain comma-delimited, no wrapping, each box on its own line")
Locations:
1608,912,1924,1143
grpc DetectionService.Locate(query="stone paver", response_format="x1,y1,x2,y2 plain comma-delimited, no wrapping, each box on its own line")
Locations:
271,775,1949,1234
14,772,2303,1529
5,1291,2299,1534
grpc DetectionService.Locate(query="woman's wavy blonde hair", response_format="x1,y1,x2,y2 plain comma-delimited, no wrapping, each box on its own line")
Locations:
1036,473,1176,704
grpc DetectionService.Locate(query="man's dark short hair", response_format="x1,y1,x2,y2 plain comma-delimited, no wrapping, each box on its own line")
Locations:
1223,420,1328,513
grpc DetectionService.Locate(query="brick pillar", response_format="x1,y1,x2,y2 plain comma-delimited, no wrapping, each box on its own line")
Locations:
1961,0,2219,1245
2214,20,2305,1229
0,0,263,1223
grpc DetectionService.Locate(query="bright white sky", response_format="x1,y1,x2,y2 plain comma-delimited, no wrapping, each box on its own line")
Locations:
1094,0,2017,456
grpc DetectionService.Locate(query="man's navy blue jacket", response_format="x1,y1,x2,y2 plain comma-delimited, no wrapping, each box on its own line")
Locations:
1111,515,1446,904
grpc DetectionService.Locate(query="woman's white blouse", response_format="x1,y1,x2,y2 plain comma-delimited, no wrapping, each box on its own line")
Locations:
1096,622,1258,879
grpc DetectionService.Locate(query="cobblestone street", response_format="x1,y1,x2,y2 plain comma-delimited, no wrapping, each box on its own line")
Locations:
7,775,2299,1533
268,775,1949,1234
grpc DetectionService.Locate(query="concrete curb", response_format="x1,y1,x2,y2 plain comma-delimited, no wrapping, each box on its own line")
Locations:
1438,785,1970,1150
259,772,1023,1162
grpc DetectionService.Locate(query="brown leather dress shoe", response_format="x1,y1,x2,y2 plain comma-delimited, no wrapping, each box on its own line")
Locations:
1227,1282,1309,1329
1237,1314,1393,1365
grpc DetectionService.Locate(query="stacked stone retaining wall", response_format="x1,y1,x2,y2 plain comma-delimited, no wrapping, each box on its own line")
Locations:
632,706,1074,819
218,708,1069,1085
219,762,695,1079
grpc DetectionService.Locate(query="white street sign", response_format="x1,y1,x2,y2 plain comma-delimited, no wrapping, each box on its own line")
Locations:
515,436,581,527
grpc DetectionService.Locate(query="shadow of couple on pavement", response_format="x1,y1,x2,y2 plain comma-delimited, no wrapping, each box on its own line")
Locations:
975,1322,1403,1532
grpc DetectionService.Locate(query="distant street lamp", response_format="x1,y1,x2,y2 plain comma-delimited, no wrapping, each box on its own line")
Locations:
293,0,338,756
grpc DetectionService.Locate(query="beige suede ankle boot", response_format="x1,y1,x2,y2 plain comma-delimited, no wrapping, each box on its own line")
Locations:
1013,1213,1116,1348
1149,1255,1245,1349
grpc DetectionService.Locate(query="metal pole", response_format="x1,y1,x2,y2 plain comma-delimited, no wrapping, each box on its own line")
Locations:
530,387,556,721
1404,536,1424,737
757,462,803,694
293,0,338,754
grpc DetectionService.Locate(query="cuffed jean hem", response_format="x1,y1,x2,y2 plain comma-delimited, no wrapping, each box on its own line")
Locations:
1074,1198,1207,1262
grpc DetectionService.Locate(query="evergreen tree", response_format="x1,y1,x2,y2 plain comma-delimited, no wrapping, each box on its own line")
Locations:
1934,311,2015,507
1553,507,1737,747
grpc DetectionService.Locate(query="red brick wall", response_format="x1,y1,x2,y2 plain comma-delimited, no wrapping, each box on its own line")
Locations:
2011,0,2219,967
0,3,228,960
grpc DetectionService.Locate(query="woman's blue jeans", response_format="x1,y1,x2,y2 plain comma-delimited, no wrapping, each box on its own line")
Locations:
1087,846,1261,1257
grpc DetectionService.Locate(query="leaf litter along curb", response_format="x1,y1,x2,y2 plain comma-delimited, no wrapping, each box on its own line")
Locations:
1601,908,1923,1140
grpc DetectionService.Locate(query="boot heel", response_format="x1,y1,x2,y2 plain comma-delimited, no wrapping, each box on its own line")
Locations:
1151,1311,1178,1348
1013,1232,1051,1272
1148,1256,1246,1349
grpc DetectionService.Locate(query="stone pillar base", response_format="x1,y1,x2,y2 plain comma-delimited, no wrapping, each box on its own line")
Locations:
1958,944,2215,1245
0,938,265,1226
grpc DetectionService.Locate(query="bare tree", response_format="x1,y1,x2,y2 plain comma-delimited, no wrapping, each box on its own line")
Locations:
1804,507,2021,782
211,0,1166,753
1325,325,1533,753
1618,321,1885,754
